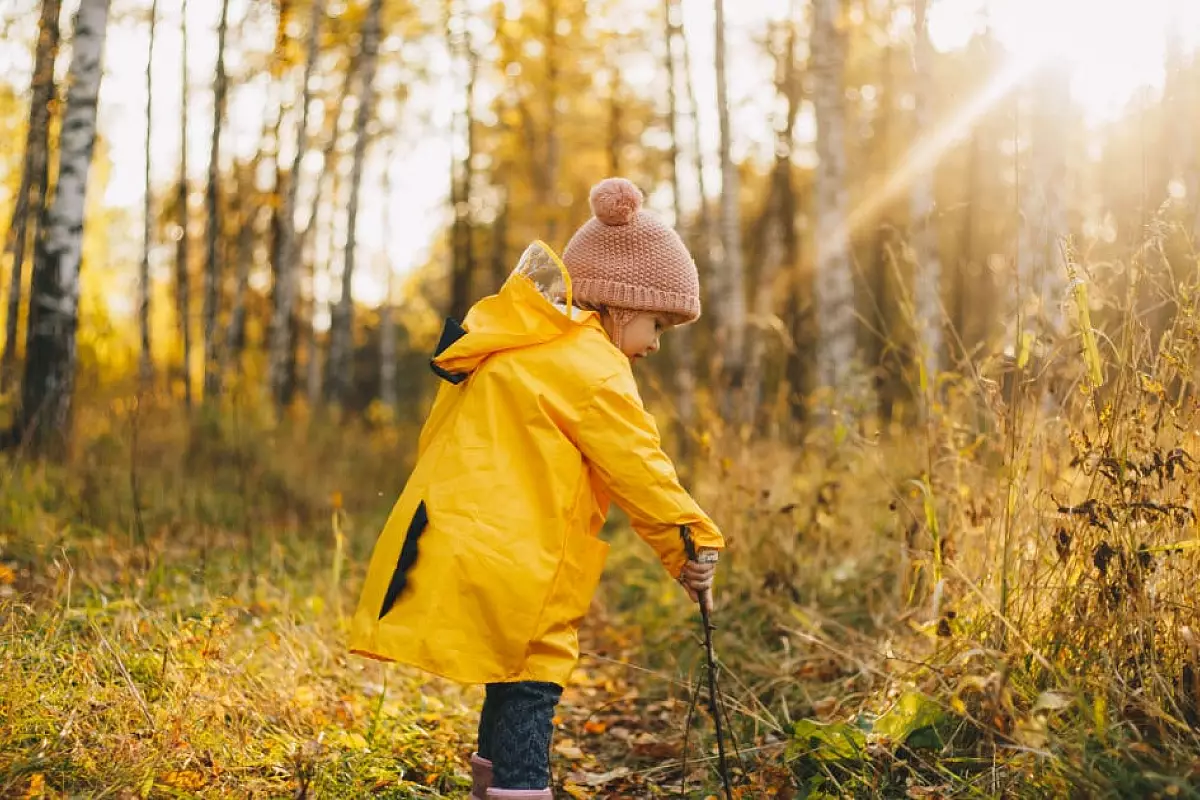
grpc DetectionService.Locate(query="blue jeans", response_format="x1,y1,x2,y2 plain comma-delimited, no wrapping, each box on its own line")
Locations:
477,681,563,790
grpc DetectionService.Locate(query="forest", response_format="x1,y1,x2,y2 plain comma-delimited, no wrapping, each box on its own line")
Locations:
1,0,1199,796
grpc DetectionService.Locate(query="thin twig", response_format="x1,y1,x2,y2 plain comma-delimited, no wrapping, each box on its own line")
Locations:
679,668,702,797
94,623,155,730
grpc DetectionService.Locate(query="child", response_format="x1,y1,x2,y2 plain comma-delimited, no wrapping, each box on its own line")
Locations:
350,177,724,799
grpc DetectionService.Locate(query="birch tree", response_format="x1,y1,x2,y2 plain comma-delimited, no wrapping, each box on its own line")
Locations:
20,0,113,456
221,164,255,377
326,0,384,406
139,0,159,383
203,0,231,400
379,146,397,412
679,0,711,278
812,0,856,412
2,0,62,388
663,0,696,447
713,0,746,408
176,0,192,408
910,0,941,386
744,10,800,428
447,0,478,323
268,0,323,408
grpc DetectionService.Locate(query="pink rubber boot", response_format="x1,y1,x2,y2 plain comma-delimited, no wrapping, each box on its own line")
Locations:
470,754,493,800
486,789,553,799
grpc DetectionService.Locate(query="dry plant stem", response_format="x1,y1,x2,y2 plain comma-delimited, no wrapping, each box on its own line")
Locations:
129,393,149,572
95,623,155,730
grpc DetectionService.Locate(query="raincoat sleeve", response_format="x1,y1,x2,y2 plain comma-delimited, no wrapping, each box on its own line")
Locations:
576,369,725,578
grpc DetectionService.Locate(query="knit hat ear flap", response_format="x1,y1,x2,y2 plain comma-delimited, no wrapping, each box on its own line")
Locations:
561,177,702,324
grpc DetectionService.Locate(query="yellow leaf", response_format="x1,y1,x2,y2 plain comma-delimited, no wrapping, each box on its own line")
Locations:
341,732,369,750
24,773,44,799
1016,331,1034,369
583,720,607,735
0,564,14,585
159,770,207,790
562,783,589,799
294,685,316,707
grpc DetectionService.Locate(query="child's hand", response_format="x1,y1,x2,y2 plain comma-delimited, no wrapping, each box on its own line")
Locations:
679,549,718,610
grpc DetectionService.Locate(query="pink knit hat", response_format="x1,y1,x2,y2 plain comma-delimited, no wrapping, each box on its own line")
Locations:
562,178,701,325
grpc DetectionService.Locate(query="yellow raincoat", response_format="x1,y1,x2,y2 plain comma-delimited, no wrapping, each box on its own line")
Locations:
349,242,724,686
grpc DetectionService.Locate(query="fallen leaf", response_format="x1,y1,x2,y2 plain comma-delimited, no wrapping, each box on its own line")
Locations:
580,767,630,786
554,739,585,760
1034,691,1073,712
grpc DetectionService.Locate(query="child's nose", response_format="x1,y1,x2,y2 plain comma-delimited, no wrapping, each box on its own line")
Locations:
648,336,660,353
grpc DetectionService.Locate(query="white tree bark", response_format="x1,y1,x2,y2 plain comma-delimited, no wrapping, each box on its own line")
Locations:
21,0,112,454
3,0,61,387
910,0,941,385
139,0,158,383
812,0,856,411
743,13,800,429
714,0,746,412
268,0,324,408
379,145,397,413
663,0,696,450
326,0,383,406
176,0,192,408
202,0,231,400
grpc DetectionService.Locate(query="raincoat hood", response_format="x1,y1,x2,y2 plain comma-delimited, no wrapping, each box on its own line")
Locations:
433,241,601,379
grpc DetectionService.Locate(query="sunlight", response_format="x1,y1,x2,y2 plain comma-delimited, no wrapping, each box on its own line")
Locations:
820,54,1038,257
930,0,1199,123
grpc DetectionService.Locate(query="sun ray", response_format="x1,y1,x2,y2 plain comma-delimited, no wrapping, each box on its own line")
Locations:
819,51,1042,257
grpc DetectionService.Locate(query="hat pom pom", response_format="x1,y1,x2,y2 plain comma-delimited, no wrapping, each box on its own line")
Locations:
589,178,642,226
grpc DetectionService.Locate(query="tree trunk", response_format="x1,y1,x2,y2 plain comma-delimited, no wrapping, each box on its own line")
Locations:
956,125,979,355
203,0,231,401
910,0,941,389
743,12,800,430
713,0,746,415
298,50,360,408
1164,17,1198,240
812,0,856,415
868,0,896,420
222,165,254,377
1016,66,1069,338
268,0,322,408
379,143,397,412
139,0,158,384
20,0,112,457
679,3,711,283
607,65,622,176
490,181,510,291
2,0,62,389
543,0,560,243
447,0,477,323
663,0,695,456
326,0,383,407
176,0,192,408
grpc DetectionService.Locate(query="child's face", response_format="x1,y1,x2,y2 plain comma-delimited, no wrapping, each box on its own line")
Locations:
618,312,671,361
